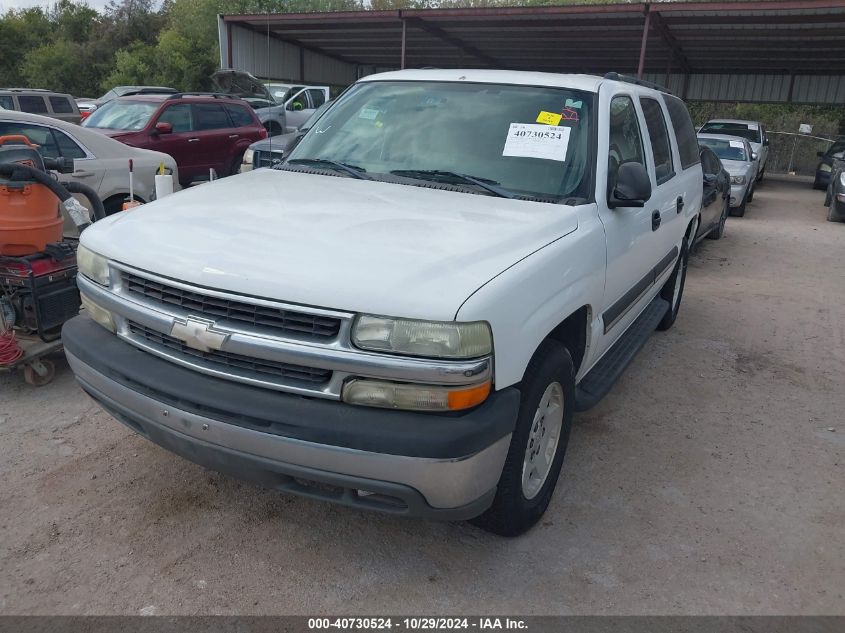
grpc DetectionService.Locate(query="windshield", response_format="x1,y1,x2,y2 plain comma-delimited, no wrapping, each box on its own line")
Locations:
698,137,748,162
288,81,594,201
83,99,158,130
700,122,762,144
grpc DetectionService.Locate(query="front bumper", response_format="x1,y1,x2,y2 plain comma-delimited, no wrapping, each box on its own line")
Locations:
729,183,748,207
62,316,519,519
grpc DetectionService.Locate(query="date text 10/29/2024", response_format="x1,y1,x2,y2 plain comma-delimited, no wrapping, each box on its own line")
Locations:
308,618,528,631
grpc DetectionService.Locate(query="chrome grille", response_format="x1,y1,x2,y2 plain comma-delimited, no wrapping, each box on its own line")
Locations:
127,321,332,385
122,272,341,341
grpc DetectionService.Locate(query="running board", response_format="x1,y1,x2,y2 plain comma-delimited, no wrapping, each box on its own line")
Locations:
574,297,670,412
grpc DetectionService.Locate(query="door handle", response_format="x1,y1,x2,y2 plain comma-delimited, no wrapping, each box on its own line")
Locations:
187,138,200,143
676,196,685,214
228,134,239,139
652,210,661,231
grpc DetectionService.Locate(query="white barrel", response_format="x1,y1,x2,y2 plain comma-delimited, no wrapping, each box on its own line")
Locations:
155,174,174,199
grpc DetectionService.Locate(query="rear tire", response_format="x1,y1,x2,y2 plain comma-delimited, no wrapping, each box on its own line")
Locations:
656,230,690,331
471,340,574,537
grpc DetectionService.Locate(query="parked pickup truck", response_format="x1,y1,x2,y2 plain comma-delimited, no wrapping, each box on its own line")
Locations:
63,70,702,536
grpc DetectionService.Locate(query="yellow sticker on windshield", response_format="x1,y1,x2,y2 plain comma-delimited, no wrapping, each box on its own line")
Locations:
536,111,562,126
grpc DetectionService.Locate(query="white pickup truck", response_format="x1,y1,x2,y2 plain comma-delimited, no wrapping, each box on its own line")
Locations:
63,70,702,536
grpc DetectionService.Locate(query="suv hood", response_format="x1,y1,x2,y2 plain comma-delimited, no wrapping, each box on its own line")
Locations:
211,69,274,102
82,170,580,320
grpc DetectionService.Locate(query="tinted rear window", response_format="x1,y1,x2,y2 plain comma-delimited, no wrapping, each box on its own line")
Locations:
661,94,700,170
225,104,255,127
49,96,74,114
193,103,231,131
18,95,48,114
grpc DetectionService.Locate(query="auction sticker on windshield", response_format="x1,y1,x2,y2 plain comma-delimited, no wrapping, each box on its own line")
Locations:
503,123,571,162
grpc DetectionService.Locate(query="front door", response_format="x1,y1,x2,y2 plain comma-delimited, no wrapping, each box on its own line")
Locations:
594,93,665,356
284,88,313,132
150,103,196,184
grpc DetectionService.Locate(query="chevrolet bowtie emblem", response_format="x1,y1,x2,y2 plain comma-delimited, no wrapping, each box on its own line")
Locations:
170,317,230,352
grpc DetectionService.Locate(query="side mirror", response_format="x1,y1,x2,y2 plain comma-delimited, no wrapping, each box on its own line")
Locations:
764,137,770,147
751,152,758,161
608,162,651,209
154,121,173,134
703,173,717,185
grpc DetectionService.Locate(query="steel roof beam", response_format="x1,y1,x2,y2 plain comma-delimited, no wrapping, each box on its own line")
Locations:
404,17,504,68
650,10,692,74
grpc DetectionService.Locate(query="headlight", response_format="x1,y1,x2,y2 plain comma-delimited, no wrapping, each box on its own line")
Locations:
242,148,254,165
352,316,492,359
730,175,747,185
80,293,115,333
839,171,845,187
820,163,832,173
76,244,110,285
342,379,491,411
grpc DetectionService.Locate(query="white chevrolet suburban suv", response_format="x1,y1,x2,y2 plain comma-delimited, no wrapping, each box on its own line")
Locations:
63,70,703,536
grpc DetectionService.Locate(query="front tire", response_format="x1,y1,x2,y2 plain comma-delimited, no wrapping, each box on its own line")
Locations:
656,230,690,331
471,340,574,537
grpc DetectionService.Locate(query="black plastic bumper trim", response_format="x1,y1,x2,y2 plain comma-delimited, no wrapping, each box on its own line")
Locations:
62,316,519,459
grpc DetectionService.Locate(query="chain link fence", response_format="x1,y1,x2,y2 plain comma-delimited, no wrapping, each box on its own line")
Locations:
765,132,840,176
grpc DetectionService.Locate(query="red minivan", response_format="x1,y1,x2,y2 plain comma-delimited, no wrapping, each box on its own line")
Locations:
82,93,267,187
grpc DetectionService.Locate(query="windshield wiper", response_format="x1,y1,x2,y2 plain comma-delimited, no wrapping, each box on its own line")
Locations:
286,158,371,180
390,169,517,199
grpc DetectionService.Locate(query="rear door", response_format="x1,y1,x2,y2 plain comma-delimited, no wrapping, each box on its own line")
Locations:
191,102,237,176
638,94,686,266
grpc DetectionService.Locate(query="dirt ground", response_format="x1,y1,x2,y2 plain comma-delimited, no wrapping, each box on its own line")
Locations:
1,176,843,615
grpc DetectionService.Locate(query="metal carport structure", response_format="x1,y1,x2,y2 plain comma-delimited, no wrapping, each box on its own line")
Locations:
219,0,845,104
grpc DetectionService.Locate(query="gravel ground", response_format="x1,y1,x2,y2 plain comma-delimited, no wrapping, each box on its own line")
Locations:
1,175,842,615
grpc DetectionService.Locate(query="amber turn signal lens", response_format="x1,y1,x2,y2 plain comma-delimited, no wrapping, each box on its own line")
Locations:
447,380,492,411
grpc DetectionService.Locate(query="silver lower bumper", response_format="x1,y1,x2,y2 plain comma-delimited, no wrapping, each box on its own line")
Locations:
67,351,510,515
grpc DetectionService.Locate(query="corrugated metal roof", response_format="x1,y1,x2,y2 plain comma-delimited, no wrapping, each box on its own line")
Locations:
220,1,845,103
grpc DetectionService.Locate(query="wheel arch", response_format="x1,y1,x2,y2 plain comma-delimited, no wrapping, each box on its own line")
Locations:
542,305,592,379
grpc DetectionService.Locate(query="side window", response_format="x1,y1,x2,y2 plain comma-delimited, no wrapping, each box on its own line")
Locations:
307,89,326,108
224,104,254,127
608,95,645,185
662,94,700,169
53,129,87,159
157,104,192,133
18,96,49,114
639,97,675,185
192,103,231,131
0,96,14,110
49,96,74,114
0,122,59,157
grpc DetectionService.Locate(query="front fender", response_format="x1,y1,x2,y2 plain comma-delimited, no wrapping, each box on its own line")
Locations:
456,204,606,389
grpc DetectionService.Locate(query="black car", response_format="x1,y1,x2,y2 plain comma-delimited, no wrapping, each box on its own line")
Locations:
824,157,845,222
694,145,731,243
813,139,845,190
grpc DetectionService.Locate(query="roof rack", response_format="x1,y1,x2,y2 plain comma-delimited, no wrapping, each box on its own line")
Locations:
166,92,232,100
0,88,51,93
603,72,674,96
